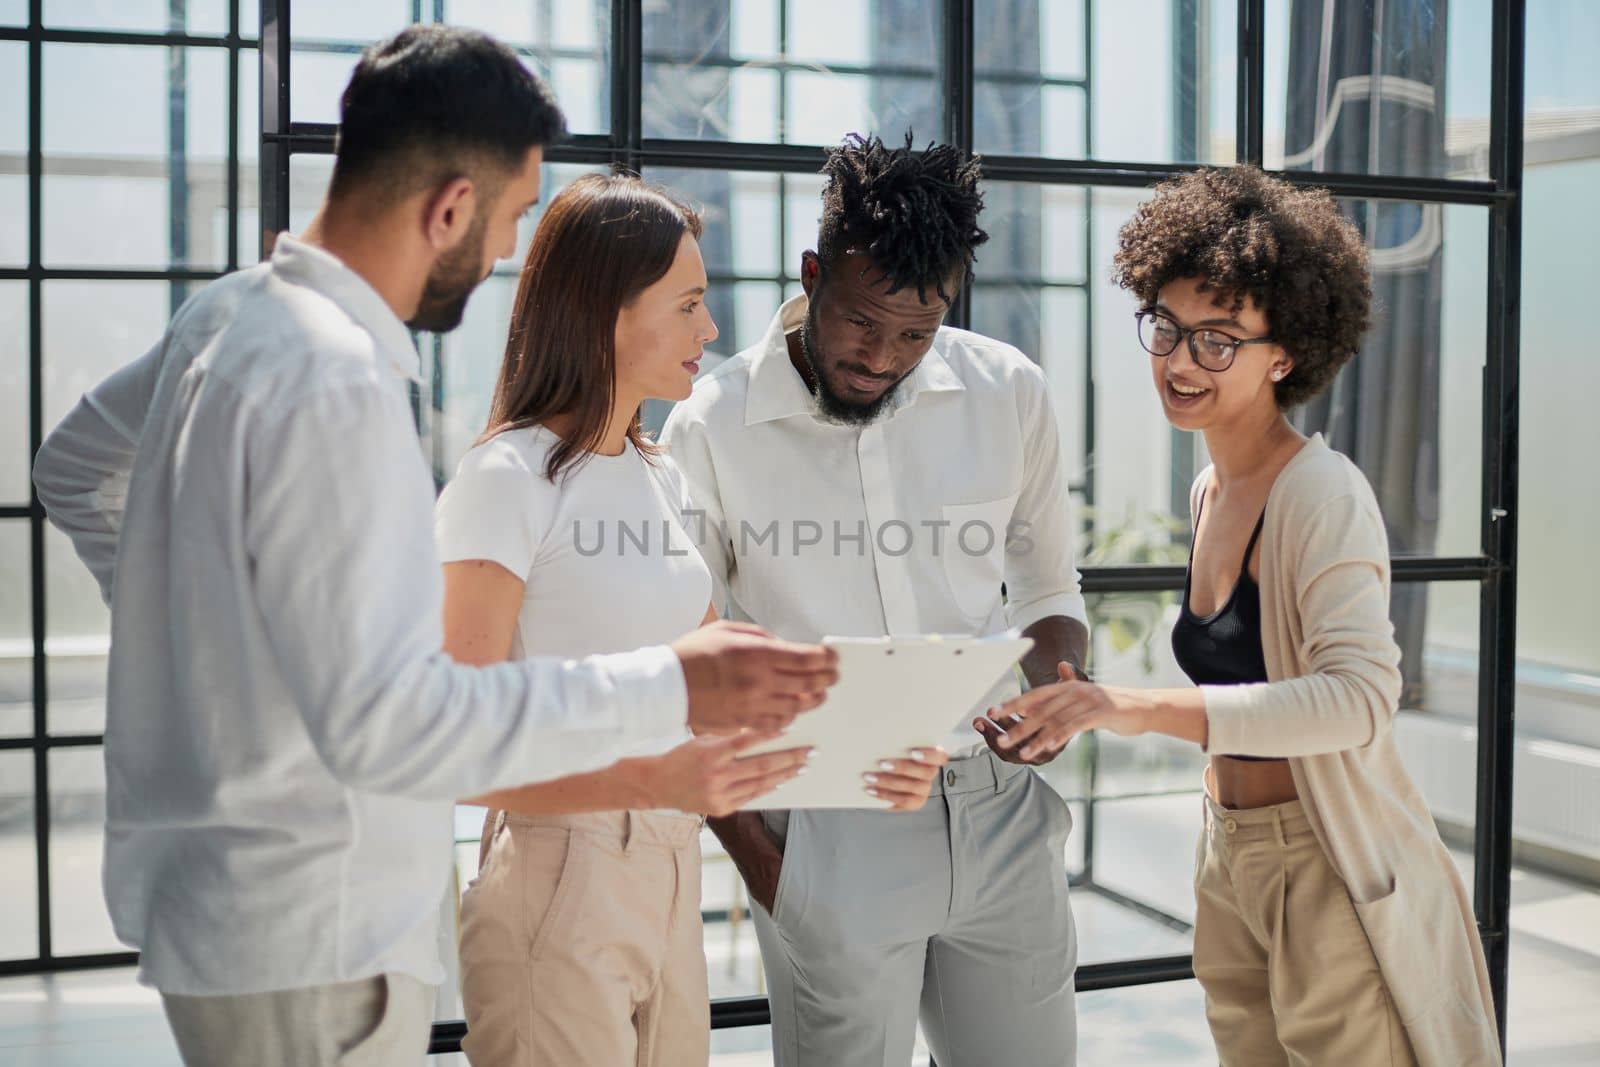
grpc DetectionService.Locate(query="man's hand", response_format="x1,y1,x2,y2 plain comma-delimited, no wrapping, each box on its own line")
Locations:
863,747,949,810
974,661,1082,765
639,733,812,817
672,620,839,735
708,810,785,914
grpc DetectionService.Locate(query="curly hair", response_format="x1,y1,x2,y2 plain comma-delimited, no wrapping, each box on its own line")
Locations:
816,132,988,305
1111,166,1371,409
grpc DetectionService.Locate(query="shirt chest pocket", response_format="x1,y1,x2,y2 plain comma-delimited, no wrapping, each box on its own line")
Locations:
940,493,1018,623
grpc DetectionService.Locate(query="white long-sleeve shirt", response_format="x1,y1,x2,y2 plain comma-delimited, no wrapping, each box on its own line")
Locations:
661,295,1088,755
32,234,688,996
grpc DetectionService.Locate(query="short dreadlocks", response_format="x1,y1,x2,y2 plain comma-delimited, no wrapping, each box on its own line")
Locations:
815,133,988,305
1112,166,1371,409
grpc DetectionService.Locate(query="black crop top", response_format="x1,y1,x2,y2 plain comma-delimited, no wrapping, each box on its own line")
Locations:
1171,497,1280,762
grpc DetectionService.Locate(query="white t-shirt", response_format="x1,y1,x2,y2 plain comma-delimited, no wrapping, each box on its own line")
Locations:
435,426,712,761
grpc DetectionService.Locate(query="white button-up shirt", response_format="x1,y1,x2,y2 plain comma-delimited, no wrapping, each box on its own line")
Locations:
661,296,1087,754
32,235,687,996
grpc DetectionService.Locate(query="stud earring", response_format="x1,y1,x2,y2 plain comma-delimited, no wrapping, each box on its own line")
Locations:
1270,370,1285,381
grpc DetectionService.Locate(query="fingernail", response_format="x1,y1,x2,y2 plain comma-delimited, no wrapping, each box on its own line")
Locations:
863,773,879,785
910,749,930,762
1008,711,1025,722
865,787,881,797
796,766,809,776
878,760,897,772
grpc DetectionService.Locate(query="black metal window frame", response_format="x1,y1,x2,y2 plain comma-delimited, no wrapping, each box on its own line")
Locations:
4,0,1524,1061
0,0,255,977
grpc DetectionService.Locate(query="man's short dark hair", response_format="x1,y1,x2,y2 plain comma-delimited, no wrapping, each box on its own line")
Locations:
816,133,988,304
329,24,566,204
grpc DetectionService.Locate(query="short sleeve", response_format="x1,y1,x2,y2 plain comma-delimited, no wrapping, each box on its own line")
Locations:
434,436,556,580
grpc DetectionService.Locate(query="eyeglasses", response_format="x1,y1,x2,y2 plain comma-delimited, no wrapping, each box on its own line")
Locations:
1135,309,1275,372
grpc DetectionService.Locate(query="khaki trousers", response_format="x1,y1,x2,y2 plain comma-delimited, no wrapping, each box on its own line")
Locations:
161,973,432,1067
1193,794,1419,1067
459,809,708,1067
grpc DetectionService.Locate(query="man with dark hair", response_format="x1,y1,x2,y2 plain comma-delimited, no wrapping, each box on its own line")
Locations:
33,25,835,1067
663,133,1089,1066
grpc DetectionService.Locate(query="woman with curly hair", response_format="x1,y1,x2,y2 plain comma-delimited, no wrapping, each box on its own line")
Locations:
986,166,1500,1065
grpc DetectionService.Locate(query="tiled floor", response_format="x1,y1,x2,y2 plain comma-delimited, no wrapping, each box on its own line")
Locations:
3,853,1596,1065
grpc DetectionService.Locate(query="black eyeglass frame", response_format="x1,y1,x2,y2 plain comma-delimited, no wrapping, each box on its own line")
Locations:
1135,308,1277,372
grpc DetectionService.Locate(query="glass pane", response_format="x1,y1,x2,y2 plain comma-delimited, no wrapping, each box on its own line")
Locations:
445,0,612,136
642,0,943,145
287,151,335,236
239,49,262,264
0,521,31,740
1079,980,1214,1064
0,1,26,25
1505,38,1600,1036
43,281,168,735
42,44,232,270
292,7,611,135
1514,46,1600,679
288,46,366,127
49,746,120,955
975,0,1087,158
291,0,411,44
1397,578,1482,891
1101,0,1237,164
1265,0,1494,180
45,523,110,736
0,41,26,266
1314,200,1485,560
0,751,38,960
43,0,230,35
968,182,1093,524
1,282,27,506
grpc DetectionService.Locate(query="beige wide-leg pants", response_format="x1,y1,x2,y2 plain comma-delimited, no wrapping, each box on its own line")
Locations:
459,809,707,1067
1193,793,1419,1067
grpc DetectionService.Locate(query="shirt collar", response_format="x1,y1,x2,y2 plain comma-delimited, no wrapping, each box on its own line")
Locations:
270,233,423,383
743,294,966,427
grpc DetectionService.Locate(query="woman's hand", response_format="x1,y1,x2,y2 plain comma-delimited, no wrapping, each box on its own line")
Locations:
863,747,949,811
638,732,812,817
981,680,1156,763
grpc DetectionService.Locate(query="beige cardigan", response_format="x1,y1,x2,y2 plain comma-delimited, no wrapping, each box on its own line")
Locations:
1194,435,1500,1066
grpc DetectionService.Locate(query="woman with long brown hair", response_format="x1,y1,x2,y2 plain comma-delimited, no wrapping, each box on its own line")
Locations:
434,173,945,1066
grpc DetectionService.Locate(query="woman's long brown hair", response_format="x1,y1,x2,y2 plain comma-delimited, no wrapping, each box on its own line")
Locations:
480,172,703,481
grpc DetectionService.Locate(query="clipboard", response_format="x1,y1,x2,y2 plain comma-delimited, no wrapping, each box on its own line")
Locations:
739,633,1033,810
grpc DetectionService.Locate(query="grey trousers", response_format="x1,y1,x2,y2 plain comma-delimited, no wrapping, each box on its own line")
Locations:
754,749,1078,1067
161,973,433,1067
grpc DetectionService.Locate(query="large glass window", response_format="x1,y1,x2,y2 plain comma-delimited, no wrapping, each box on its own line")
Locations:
4,1,255,971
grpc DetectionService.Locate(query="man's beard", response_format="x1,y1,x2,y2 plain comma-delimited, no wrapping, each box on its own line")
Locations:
798,310,907,426
408,217,489,334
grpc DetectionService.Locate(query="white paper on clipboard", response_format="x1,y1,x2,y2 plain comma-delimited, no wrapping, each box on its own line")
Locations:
739,633,1033,810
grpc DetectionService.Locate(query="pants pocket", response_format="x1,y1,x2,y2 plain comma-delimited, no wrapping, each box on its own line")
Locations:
769,812,805,927
335,976,404,1067
524,827,589,960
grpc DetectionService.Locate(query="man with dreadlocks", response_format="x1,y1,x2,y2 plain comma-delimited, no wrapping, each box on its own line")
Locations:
662,134,1088,1066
